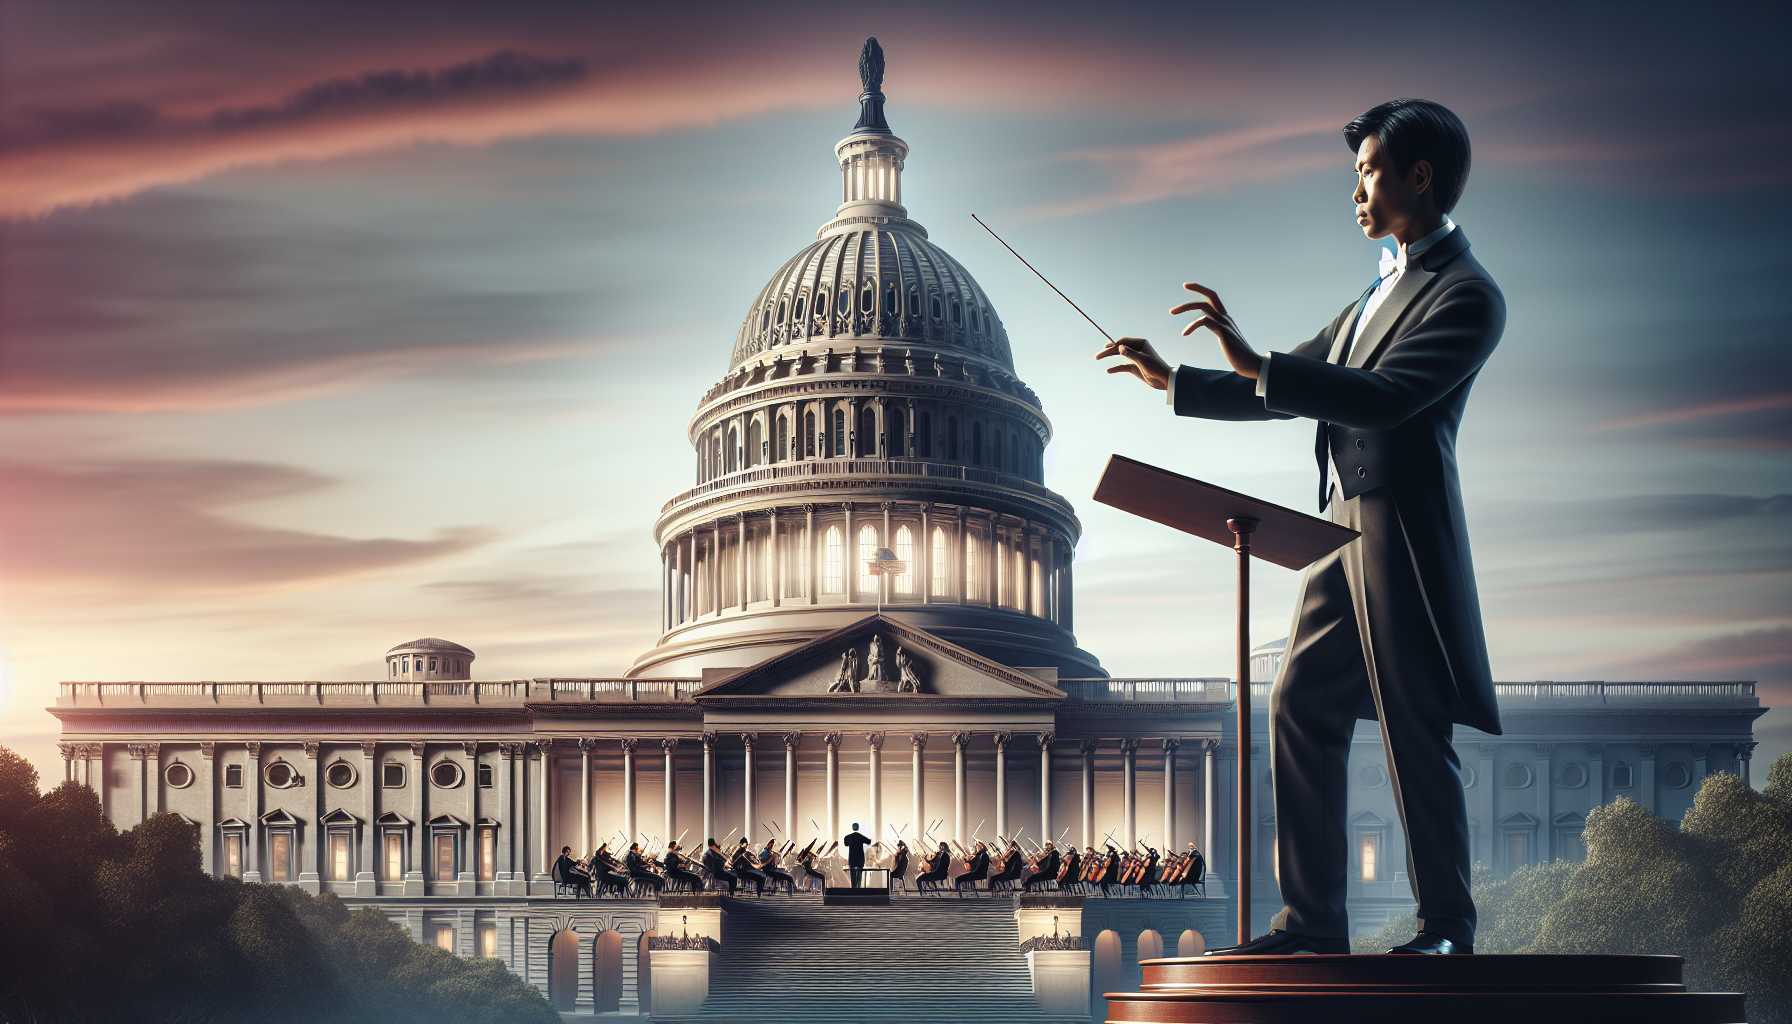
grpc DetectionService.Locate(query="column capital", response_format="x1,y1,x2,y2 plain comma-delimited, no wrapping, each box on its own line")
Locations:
739,732,758,749
498,742,525,758
408,740,426,759
951,731,972,750
823,731,842,750
620,738,640,754
530,739,555,758
1118,737,1141,755
910,732,928,751
1161,737,1182,753
200,742,218,760
1586,743,1605,759
702,731,718,751
865,732,884,751
577,737,599,753
803,503,816,515
459,741,480,758
245,741,263,759
1078,739,1099,756
127,743,151,760
992,731,1012,751
1202,738,1221,755
1739,741,1759,758
360,740,378,758
661,737,681,755
1534,742,1553,758
783,732,802,750
1038,732,1055,750
302,741,321,758
58,742,77,762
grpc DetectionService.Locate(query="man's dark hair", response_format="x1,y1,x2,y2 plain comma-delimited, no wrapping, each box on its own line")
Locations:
1343,98,1471,214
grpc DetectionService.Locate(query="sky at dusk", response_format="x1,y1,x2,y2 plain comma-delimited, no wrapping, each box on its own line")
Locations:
2,1,1788,786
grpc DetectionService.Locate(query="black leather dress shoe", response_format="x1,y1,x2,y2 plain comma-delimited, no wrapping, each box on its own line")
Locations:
1203,928,1350,955
1386,931,1472,954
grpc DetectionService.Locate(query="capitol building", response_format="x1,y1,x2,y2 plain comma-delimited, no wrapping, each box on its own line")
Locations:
51,41,1765,1020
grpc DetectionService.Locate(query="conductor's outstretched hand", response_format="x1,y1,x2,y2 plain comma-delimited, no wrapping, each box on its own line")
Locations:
1096,281,1262,392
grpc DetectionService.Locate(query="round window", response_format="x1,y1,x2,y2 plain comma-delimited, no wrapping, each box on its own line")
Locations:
1664,762,1692,789
1357,764,1388,788
326,761,357,789
1503,764,1534,789
264,761,297,789
164,762,194,789
1561,763,1589,788
430,760,463,788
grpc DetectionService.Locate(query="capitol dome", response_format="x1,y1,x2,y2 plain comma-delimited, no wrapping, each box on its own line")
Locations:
630,38,1102,680
386,638,473,681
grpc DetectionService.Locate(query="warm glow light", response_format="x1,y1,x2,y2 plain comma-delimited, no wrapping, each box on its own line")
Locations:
1359,833,1378,882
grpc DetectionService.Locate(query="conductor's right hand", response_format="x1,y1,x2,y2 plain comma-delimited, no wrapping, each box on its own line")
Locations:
1096,336,1171,391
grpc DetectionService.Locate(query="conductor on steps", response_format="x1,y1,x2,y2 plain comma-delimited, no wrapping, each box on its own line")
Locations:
843,823,873,889
1097,98,1505,957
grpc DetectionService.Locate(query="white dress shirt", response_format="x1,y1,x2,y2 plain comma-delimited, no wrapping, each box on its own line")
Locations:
1168,217,1456,504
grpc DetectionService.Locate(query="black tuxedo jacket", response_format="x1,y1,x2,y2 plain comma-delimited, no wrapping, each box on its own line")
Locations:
1169,226,1504,735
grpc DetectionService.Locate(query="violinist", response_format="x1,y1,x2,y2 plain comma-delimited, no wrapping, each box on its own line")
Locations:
663,840,704,892
890,840,910,891
795,842,827,892
592,843,629,897
732,838,769,896
988,840,1024,892
702,837,738,895
1023,841,1061,891
759,838,796,894
555,845,594,898
626,841,665,894
915,841,951,893
954,840,991,896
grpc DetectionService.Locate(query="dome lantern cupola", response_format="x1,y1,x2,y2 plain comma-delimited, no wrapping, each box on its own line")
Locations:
821,36,913,239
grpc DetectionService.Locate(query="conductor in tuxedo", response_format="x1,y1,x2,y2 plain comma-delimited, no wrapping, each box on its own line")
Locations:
1098,99,1503,956
842,823,873,888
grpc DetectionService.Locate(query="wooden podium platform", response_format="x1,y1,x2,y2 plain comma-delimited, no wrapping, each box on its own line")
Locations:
1103,953,1746,1023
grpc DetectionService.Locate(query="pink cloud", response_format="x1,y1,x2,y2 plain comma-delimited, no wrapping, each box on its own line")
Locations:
1592,392,1792,432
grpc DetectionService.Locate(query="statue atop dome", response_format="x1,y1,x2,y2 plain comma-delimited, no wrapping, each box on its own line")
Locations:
859,37,885,93
853,37,891,133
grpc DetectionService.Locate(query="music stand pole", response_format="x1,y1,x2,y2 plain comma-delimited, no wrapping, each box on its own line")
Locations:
1228,516,1258,946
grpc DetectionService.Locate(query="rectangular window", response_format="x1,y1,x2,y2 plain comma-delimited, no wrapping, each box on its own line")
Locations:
225,764,243,788
434,833,456,880
1358,833,1379,882
478,827,496,882
479,922,498,959
385,832,404,880
428,657,437,671
329,833,351,881
1505,830,1533,870
268,832,291,882
477,763,494,788
224,833,243,878
433,923,454,952
382,762,404,788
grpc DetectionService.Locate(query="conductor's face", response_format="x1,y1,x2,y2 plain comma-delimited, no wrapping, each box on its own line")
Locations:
1352,135,1432,243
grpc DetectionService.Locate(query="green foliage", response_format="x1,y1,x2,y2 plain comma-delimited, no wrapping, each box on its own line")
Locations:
0,743,557,1023
1349,859,1575,953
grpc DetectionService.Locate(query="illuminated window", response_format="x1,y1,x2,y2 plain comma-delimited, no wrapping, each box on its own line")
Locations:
329,833,352,881
1359,833,1379,882
832,409,847,456
894,525,914,595
823,526,844,593
223,832,244,878
385,832,404,880
930,527,949,597
965,533,981,601
479,922,498,959
268,831,292,882
857,524,879,595
479,827,497,882
434,833,456,880
433,923,455,952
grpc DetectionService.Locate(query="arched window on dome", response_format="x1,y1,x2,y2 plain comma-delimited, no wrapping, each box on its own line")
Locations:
804,411,816,458
832,408,847,456
886,406,905,458
860,281,875,315
894,525,914,595
818,288,831,316
726,425,739,473
965,531,982,602
930,295,943,321
774,415,789,464
793,294,806,333
884,282,897,316
822,526,844,593
712,432,722,476
916,410,932,457
859,405,877,458
857,524,879,596
839,286,852,327
970,306,981,332
746,418,762,468
951,298,962,325
931,527,949,597
908,285,920,318
777,299,787,329
761,305,770,330
971,422,983,466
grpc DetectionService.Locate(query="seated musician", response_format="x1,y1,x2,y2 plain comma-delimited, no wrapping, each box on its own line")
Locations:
590,843,628,896
1137,844,1160,890
795,843,827,891
663,841,704,892
915,841,951,891
1185,841,1206,890
732,838,769,896
1023,841,1061,891
625,841,665,894
954,841,991,895
555,845,593,897
702,837,738,894
890,840,910,889
759,838,796,894
989,840,1024,891
1098,843,1123,897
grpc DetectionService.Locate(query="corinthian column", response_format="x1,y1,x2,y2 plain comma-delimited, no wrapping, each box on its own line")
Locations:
741,733,758,839
992,731,1011,840
783,733,800,841
621,739,638,844
824,733,842,841
911,734,927,848
866,733,884,846
701,732,716,842
578,738,594,855
1038,733,1055,844
1162,738,1181,849
952,732,970,845
1120,738,1139,850
662,738,679,843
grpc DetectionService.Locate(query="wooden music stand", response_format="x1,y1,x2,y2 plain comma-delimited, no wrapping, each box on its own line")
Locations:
1094,453,1358,945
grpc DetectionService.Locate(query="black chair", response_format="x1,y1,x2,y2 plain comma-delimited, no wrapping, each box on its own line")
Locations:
553,862,591,900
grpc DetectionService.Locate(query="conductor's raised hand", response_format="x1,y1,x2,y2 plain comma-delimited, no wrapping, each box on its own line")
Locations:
1095,336,1171,391
1171,281,1262,380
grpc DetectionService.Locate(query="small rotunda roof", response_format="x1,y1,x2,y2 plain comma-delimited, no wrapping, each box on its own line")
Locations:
386,637,474,657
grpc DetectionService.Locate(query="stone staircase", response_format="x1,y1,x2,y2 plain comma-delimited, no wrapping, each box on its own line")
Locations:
652,891,1090,1023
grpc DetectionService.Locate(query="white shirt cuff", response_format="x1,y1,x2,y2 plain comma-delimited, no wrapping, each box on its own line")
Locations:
1166,365,1177,407
1254,352,1271,397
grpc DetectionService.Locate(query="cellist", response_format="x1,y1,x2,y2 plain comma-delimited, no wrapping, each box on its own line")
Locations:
915,841,951,893
1023,841,1060,891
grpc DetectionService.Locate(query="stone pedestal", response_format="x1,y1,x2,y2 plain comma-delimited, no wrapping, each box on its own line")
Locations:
657,894,724,945
1027,949,1092,1016
649,949,712,1015
1015,895,1083,944
354,871,376,897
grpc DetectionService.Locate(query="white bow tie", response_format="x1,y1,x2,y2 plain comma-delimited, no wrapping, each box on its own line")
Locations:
1377,246,1400,280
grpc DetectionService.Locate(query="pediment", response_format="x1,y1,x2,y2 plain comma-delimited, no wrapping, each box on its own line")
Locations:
259,808,300,826
320,808,361,827
696,614,1063,701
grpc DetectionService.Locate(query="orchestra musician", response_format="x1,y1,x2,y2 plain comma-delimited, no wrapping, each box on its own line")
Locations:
1056,844,1082,894
1098,842,1123,897
591,843,629,897
625,841,665,895
732,838,769,896
915,841,951,893
663,840,704,892
703,837,738,895
555,845,593,898
759,838,796,894
988,840,1024,892
890,840,910,891
954,841,991,897
1183,841,1206,894
1023,841,1061,891
795,841,827,892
